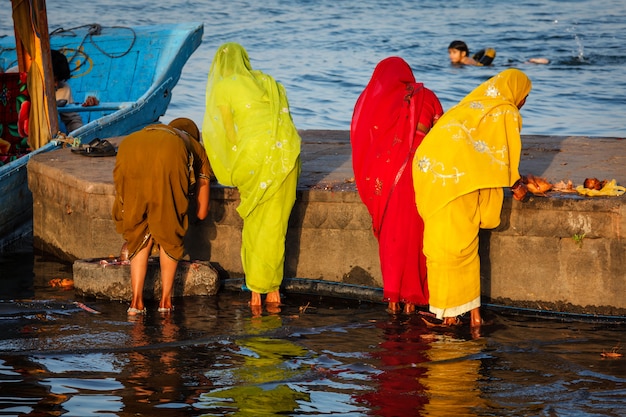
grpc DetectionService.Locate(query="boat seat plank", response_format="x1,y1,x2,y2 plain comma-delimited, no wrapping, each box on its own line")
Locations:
57,102,132,113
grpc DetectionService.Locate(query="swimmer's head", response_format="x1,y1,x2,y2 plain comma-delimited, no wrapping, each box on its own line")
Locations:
448,40,469,64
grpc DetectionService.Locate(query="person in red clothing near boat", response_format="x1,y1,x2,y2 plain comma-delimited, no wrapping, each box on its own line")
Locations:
350,57,444,315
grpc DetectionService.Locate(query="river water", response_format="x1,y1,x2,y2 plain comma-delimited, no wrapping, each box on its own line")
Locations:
1,246,626,416
2,1,626,415
2,0,625,137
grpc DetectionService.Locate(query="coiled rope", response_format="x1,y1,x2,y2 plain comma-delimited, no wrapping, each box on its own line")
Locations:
49,23,136,74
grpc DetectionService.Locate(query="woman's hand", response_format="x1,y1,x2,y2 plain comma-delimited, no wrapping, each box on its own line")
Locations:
511,178,529,201
82,95,100,107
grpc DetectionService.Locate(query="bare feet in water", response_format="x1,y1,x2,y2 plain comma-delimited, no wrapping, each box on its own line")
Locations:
250,291,282,315
387,302,401,314
470,307,482,327
250,291,262,306
266,290,281,305
403,303,416,315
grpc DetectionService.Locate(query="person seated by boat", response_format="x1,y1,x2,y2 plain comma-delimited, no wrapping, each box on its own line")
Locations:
51,49,99,133
0,71,30,164
112,118,211,316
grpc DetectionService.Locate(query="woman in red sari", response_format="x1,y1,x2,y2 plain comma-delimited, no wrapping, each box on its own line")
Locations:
351,57,443,314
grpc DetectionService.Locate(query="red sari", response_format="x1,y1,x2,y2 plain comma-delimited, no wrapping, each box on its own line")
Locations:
350,57,443,305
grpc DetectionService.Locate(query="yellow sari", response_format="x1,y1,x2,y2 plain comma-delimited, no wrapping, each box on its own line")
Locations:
202,43,301,294
412,69,532,319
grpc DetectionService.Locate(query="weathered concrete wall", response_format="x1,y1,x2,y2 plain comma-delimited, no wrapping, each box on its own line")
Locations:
27,132,626,315
185,186,382,287
27,153,122,260
484,195,626,314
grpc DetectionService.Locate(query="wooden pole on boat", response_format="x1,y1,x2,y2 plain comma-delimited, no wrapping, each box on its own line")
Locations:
11,0,59,149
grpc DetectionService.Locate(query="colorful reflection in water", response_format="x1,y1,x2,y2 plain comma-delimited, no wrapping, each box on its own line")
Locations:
2,292,626,416
1,252,626,415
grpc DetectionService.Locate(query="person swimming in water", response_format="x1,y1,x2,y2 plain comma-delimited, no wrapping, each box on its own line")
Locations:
448,40,481,65
448,40,549,66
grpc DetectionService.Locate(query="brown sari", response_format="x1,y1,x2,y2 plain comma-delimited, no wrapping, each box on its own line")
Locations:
112,124,210,260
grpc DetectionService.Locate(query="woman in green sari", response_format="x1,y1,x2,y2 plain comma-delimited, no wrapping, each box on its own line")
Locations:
202,43,301,314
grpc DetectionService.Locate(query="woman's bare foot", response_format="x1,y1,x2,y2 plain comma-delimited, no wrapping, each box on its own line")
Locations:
470,307,482,327
387,302,401,314
403,303,416,315
250,291,262,306
158,297,173,313
127,306,146,316
158,305,174,314
443,316,461,326
266,290,281,305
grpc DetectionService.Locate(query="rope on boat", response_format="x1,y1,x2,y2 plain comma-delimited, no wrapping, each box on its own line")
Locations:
49,24,137,74
53,131,81,147
1,25,137,73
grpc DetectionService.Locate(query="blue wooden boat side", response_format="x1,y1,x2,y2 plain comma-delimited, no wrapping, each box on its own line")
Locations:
50,22,204,143
0,141,59,248
0,22,204,249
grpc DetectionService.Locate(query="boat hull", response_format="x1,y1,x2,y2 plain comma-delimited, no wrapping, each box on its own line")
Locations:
0,23,203,249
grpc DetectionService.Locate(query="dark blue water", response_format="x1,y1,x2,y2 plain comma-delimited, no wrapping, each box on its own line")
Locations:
2,0,624,136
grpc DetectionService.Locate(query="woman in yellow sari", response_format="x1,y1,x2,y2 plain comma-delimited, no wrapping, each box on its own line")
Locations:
412,68,531,327
202,43,301,314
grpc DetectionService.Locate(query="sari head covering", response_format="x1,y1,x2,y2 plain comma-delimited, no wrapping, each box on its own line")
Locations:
202,42,301,219
169,117,200,142
351,56,443,237
413,68,532,219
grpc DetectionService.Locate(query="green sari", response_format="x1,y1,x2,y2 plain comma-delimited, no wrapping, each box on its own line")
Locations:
202,43,301,294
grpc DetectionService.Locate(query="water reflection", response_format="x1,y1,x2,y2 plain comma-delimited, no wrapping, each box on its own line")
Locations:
422,334,487,416
0,353,124,416
354,318,430,416
1,287,626,416
124,315,188,413
196,315,311,416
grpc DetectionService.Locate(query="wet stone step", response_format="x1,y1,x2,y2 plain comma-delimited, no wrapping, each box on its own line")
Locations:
73,257,219,301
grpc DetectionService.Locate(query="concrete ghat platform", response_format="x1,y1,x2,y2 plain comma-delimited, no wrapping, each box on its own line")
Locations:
27,131,626,315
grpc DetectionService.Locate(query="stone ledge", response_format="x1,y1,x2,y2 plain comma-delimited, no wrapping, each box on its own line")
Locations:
72,258,219,301
27,132,626,315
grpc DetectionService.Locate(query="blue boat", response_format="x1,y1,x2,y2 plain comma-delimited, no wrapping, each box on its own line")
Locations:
0,22,204,249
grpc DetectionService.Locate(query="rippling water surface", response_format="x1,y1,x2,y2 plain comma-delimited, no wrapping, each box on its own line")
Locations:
2,0,625,136
1,249,626,416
